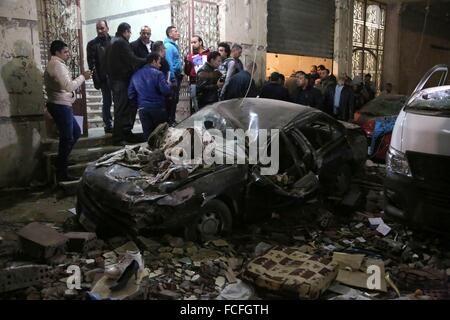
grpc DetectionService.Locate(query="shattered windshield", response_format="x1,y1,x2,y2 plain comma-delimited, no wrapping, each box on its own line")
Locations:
177,107,233,133
407,86,450,111
360,95,407,116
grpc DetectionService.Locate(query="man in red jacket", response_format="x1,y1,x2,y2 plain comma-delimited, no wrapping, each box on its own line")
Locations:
184,36,209,114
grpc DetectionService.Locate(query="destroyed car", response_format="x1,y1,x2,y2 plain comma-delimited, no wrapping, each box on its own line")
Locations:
77,98,367,240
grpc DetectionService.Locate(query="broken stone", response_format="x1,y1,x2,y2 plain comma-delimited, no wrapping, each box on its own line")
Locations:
114,241,139,255
159,252,173,260
179,257,192,265
47,254,68,266
84,259,95,265
172,248,184,255
87,250,103,259
64,289,78,299
186,246,198,256
149,269,164,278
191,274,201,282
169,237,184,248
254,242,273,256
185,270,196,277
137,237,161,251
215,276,226,288
180,281,191,290
212,239,229,247
64,232,97,253
17,223,68,261
156,289,181,300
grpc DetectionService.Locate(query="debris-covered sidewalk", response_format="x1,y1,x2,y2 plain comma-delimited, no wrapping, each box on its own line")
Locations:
1,163,450,300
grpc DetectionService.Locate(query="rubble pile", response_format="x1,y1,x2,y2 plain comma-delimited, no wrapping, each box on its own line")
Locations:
1,162,450,300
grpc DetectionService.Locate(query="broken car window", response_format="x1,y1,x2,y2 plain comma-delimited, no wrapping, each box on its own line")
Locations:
299,120,338,151
407,87,450,112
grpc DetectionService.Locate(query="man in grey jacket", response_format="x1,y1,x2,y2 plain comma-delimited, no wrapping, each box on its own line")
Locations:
44,40,91,182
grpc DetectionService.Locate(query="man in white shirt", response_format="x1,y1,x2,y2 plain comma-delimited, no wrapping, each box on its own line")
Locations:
131,26,154,59
44,40,91,182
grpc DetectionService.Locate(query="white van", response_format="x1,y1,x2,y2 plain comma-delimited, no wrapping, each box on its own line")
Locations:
385,64,450,233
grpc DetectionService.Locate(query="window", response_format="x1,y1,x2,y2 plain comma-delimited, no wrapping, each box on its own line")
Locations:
352,0,386,93
299,119,343,151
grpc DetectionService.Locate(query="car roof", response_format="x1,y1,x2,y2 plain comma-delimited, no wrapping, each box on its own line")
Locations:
210,98,318,130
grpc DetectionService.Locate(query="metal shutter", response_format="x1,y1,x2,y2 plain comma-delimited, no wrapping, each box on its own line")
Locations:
267,0,336,58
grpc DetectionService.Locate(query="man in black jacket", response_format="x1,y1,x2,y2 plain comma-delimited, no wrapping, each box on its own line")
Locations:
295,73,324,110
196,51,223,109
86,20,112,133
330,74,355,121
106,22,146,144
260,72,290,102
130,26,153,59
223,61,258,100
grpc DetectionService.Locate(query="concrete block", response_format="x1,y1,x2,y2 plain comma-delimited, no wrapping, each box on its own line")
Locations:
17,223,68,261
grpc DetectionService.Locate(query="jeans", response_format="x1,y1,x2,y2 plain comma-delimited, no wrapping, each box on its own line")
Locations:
168,77,182,124
111,80,133,141
100,82,113,130
190,84,199,114
138,107,168,140
47,103,81,179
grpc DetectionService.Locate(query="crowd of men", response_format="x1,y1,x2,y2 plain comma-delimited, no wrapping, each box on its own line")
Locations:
44,19,378,182
265,65,377,122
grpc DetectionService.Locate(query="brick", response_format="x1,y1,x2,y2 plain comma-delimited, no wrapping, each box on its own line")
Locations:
0,265,53,294
64,232,97,252
17,223,68,261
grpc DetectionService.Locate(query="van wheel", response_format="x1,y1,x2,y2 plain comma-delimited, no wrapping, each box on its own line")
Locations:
184,199,232,242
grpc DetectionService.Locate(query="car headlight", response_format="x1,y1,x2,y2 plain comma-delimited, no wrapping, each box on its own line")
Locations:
386,146,412,177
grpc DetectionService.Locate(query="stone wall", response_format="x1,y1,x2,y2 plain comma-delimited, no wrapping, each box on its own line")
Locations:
0,0,46,188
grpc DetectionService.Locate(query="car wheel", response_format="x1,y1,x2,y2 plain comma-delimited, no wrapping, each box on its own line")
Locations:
184,199,232,242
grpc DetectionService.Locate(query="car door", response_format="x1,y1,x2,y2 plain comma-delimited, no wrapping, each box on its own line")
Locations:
244,130,319,219
294,114,352,196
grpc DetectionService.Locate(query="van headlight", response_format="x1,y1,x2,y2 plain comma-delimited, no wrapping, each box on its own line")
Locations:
386,147,412,177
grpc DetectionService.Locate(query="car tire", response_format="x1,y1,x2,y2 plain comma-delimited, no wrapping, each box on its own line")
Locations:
184,199,232,242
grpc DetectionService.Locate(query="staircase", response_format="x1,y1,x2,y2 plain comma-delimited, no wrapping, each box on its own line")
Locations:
85,80,141,129
40,80,192,197
41,130,122,196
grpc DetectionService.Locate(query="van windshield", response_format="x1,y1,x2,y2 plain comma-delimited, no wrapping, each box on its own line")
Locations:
407,87,450,113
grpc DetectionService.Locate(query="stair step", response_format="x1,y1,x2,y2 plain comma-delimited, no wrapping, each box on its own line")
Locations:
42,134,114,152
44,145,122,164
57,180,81,197
68,162,92,178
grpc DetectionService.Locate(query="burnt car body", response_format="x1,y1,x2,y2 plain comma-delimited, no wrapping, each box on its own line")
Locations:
353,94,407,161
77,98,367,240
